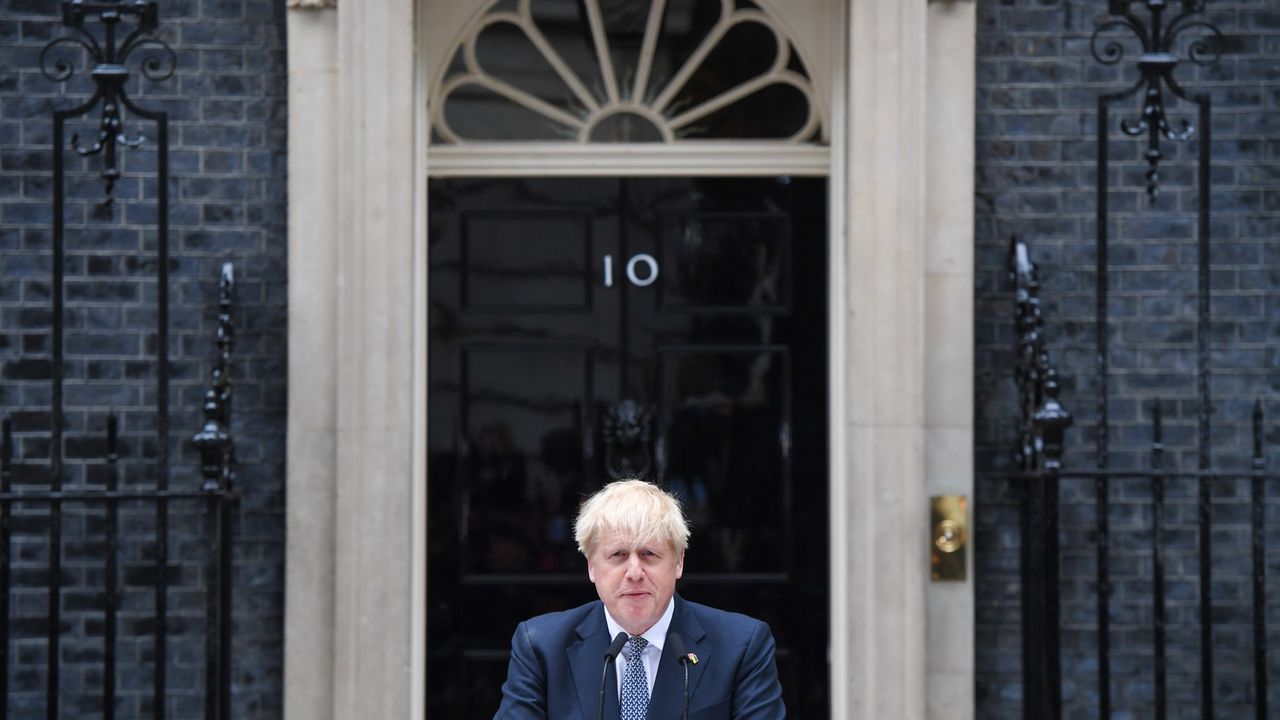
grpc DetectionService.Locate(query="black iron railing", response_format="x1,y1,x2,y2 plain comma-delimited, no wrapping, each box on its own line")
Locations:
0,3,237,717
1091,5,1223,710
0,264,236,718
981,3,1276,718
1000,237,1272,720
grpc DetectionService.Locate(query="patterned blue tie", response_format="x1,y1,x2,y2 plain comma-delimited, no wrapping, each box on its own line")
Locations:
620,636,649,720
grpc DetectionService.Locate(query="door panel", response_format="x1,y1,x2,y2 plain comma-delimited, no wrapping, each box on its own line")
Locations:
460,345,594,576
657,346,791,574
462,212,595,311
428,177,828,717
655,213,791,312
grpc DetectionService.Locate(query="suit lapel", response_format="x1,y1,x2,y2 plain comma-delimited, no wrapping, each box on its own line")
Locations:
568,603,617,720
649,596,710,718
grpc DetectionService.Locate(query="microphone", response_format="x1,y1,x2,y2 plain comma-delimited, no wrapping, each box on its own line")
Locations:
666,631,690,720
599,631,628,720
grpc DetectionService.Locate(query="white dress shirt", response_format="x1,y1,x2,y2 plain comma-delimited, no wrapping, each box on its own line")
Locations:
603,597,675,698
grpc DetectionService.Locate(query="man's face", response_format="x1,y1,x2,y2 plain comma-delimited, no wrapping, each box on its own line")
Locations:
587,531,684,636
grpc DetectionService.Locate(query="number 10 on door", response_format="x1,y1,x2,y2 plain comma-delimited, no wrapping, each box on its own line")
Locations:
603,253,660,288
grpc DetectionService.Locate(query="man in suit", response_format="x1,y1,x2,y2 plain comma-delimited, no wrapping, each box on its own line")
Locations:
495,479,785,719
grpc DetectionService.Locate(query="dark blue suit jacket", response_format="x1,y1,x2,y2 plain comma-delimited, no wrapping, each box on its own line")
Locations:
494,595,785,719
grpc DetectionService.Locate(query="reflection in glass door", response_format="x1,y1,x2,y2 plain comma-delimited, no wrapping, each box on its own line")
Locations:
427,177,828,716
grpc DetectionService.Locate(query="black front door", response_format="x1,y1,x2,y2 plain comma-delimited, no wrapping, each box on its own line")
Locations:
427,176,828,716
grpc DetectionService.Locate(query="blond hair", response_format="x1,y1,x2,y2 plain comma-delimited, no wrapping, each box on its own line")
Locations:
574,479,690,557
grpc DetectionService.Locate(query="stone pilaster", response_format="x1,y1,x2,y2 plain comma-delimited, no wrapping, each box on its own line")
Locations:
839,0,930,717
284,0,418,718
330,0,418,718
284,3,340,719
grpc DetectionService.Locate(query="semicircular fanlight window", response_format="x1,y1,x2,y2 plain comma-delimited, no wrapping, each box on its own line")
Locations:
430,0,823,144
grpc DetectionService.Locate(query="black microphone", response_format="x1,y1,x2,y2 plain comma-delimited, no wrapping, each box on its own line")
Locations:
599,631,628,720
666,631,690,720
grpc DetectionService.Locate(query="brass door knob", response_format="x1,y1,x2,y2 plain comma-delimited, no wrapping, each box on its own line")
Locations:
933,519,966,553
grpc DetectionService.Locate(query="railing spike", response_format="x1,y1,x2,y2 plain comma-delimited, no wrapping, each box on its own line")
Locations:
106,413,118,459
1151,401,1165,473
1153,400,1163,445
1,418,10,471
1253,397,1264,469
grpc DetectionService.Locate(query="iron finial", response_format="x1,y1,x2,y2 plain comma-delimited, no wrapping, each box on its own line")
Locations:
1092,0,1221,203
42,0,175,200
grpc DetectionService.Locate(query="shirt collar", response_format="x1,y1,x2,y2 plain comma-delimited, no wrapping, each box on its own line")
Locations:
603,596,675,653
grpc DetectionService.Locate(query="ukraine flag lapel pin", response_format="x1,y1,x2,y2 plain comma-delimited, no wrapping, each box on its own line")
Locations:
686,653,699,665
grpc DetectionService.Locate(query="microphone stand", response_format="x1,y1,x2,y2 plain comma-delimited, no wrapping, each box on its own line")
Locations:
681,657,689,720
667,631,690,720
600,632,628,720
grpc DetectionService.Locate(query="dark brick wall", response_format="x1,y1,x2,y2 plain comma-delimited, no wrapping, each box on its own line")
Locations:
0,0,285,717
976,1,1280,718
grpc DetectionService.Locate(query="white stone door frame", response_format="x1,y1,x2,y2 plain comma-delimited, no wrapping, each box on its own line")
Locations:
282,1,975,718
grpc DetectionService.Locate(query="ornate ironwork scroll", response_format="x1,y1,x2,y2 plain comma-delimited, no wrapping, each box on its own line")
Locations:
1091,5,1221,716
29,3,191,717
1091,0,1222,202
41,0,176,200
